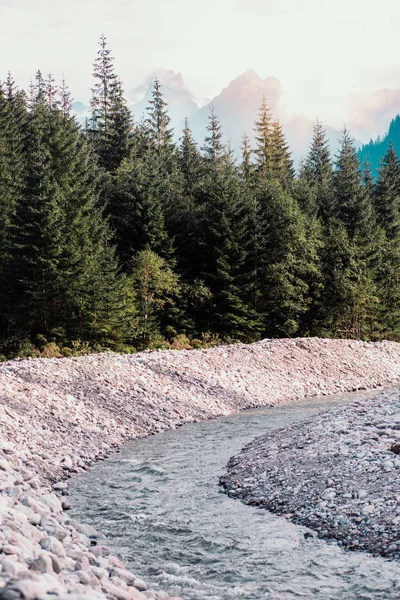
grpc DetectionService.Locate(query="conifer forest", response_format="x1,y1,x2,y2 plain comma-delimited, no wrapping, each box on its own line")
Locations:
1,35,400,359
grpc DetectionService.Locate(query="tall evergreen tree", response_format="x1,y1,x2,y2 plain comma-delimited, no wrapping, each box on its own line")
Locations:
333,128,376,239
89,35,133,172
256,183,320,336
196,114,261,340
203,107,225,168
240,134,255,184
109,148,174,266
3,94,131,350
253,96,273,176
373,142,400,239
303,118,333,219
179,118,202,198
0,76,26,262
145,79,174,155
270,120,294,186
320,220,379,339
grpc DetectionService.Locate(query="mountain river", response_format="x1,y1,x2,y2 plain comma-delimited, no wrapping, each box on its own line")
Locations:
69,391,400,600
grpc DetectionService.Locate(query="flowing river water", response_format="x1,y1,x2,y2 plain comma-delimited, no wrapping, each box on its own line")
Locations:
70,392,400,600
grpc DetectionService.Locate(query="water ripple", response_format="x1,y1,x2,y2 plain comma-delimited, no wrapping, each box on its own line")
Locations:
70,392,400,599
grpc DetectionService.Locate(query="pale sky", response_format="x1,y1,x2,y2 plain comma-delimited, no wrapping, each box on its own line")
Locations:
1,0,400,130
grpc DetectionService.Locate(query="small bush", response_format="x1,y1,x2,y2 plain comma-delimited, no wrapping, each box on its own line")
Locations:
170,334,192,350
71,340,91,356
190,338,202,349
200,332,221,348
0,354,8,362
41,342,62,358
18,342,40,358
60,347,73,358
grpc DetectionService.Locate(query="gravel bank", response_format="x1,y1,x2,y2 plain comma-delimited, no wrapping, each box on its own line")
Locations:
220,388,400,559
1,337,400,598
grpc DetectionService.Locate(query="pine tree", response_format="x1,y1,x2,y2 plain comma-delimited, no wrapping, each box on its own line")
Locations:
303,119,333,219
320,220,379,339
256,183,320,337
333,128,375,239
145,79,174,155
270,120,294,186
58,77,73,119
328,130,381,338
253,96,273,176
239,134,260,312
196,121,262,340
109,148,173,266
179,118,202,198
240,134,255,183
373,142,400,239
0,76,26,261
3,93,131,350
89,35,133,172
203,107,225,168
172,120,204,282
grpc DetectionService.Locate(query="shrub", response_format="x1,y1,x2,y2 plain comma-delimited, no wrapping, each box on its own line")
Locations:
170,334,192,350
190,338,202,349
41,342,62,358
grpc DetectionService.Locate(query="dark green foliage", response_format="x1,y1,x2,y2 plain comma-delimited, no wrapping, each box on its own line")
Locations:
145,79,174,155
319,220,379,339
88,35,133,172
269,120,295,186
373,142,400,239
253,97,273,176
194,113,262,341
256,183,321,337
302,119,333,219
1,86,132,353
109,147,174,267
333,129,376,239
2,41,400,356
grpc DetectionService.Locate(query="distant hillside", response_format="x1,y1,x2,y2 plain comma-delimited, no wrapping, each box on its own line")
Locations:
358,115,400,177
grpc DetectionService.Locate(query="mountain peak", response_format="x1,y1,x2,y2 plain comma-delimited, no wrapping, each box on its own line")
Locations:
235,69,263,83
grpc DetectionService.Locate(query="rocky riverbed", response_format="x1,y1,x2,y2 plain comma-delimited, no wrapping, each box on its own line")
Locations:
221,388,400,559
2,337,400,598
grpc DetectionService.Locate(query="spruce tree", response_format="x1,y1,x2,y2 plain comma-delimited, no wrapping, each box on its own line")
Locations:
333,128,374,238
203,107,225,168
196,113,262,340
320,220,379,339
89,35,133,172
373,142,400,239
303,119,333,219
145,79,174,155
253,96,273,176
0,76,26,262
179,118,202,198
240,134,255,184
270,120,294,186
256,183,320,337
110,148,173,266
4,92,131,350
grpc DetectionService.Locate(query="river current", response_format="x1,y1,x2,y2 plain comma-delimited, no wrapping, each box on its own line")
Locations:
70,392,400,600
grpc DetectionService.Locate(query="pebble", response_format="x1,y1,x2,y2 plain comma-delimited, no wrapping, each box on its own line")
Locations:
221,387,400,559
1,338,400,596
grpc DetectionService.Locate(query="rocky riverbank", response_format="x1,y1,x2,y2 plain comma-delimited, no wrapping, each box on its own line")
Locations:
221,387,400,559
2,337,400,598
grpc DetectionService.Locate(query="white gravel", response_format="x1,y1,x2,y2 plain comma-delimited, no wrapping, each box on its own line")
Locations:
221,389,400,559
1,337,400,597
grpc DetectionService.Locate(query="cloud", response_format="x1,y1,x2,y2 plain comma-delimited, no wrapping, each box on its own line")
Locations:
346,89,400,141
